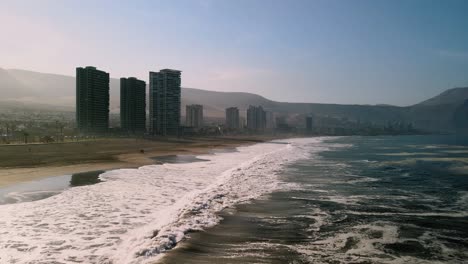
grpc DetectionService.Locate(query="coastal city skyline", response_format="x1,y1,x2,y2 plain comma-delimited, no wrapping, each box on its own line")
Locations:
1,2,467,264
75,65,273,135
1,60,465,143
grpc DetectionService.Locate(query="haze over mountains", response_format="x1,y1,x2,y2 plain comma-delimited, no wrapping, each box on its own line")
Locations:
1,68,467,133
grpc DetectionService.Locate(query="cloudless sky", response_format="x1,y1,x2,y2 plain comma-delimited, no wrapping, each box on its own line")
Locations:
1,0,467,106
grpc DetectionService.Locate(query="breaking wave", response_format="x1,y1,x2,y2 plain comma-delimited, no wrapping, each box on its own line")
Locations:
0,138,321,264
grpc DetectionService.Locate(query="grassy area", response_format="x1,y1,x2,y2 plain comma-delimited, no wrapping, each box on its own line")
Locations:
0,136,277,168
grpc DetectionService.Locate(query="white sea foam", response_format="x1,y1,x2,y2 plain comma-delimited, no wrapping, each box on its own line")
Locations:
342,210,468,218
291,194,371,205
0,138,322,264
293,221,457,264
346,176,379,184
295,222,400,263
457,191,468,208
295,219,468,264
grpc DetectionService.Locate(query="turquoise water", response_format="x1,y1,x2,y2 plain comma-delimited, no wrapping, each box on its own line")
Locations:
161,135,468,263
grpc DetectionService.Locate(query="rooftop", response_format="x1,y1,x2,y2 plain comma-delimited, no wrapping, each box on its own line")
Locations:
160,69,182,73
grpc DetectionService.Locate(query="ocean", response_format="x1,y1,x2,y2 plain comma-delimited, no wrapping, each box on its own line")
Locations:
160,135,468,264
0,136,467,263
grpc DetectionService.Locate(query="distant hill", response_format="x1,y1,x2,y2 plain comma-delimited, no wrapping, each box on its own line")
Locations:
405,87,468,132
453,99,468,132
417,87,468,106
3,69,120,111
0,68,30,99
0,68,273,116
0,68,277,116
0,68,467,132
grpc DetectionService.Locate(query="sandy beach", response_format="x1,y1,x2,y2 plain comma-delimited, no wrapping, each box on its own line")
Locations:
0,136,278,187
0,136,304,264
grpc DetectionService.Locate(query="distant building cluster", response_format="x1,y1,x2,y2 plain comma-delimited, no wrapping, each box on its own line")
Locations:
76,66,182,136
0,66,423,145
78,66,412,138
75,66,281,137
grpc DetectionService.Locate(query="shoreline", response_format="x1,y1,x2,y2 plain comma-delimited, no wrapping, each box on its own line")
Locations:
0,136,282,188
0,137,302,263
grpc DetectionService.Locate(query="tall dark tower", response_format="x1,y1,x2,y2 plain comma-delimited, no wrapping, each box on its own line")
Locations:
306,116,313,134
76,66,110,134
225,107,240,129
247,105,266,132
120,77,146,134
149,69,181,136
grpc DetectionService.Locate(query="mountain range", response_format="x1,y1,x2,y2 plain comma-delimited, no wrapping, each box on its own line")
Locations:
0,68,467,133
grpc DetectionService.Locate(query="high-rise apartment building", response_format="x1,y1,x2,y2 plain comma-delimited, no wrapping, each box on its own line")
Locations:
120,77,146,134
186,104,203,128
266,111,275,130
306,116,314,134
246,105,266,132
225,107,240,129
76,66,110,134
149,69,181,136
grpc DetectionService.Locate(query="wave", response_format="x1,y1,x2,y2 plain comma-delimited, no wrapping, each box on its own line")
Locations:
346,176,380,184
0,138,324,264
342,210,468,218
1,190,62,204
295,221,468,264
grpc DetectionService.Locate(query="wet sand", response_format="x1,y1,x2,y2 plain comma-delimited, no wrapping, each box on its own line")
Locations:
0,162,126,187
0,136,278,187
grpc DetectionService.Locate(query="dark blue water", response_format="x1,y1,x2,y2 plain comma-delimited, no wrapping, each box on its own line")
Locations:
161,135,468,263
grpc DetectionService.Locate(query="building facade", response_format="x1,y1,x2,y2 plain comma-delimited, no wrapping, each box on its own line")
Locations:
120,77,146,134
76,66,110,134
186,104,203,129
246,105,266,132
225,107,240,129
266,111,275,130
149,69,181,136
306,116,314,134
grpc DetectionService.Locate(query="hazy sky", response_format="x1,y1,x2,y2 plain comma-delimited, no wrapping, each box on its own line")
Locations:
1,0,467,106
